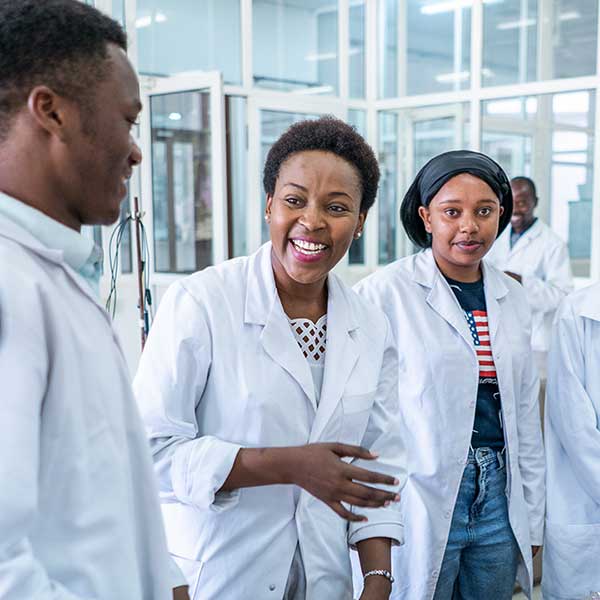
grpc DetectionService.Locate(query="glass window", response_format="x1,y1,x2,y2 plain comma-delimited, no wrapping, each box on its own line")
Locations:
483,0,598,86
378,103,470,263
137,0,241,83
112,0,125,24
378,0,471,98
253,0,338,95
349,1,366,99
151,90,213,273
378,112,398,264
481,91,595,277
119,195,133,274
226,96,248,258
348,109,367,264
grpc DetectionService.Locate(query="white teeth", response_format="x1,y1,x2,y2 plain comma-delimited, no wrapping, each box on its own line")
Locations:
292,239,327,252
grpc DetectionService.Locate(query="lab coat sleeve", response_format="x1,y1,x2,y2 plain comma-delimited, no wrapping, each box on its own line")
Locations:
520,240,573,315
348,319,407,548
0,282,84,599
545,300,600,505
515,303,546,546
134,281,242,513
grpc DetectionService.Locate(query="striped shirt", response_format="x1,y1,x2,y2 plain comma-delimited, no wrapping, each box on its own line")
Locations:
446,275,504,450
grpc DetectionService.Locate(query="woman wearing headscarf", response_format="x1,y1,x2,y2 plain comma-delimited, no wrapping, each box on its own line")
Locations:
134,117,406,600
354,150,545,600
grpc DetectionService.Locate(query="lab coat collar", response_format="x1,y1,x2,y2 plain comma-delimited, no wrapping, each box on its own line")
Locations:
507,218,543,255
311,272,360,441
578,287,600,322
0,211,111,322
411,249,508,353
245,242,360,420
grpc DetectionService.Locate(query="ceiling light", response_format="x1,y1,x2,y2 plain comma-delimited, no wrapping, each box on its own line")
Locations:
305,52,338,62
497,17,536,30
135,15,152,28
155,12,167,23
168,112,183,121
421,0,502,16
435,71,470,83
558,11,580,21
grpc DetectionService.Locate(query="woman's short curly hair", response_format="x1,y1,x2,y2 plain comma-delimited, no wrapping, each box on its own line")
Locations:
263,116,380,213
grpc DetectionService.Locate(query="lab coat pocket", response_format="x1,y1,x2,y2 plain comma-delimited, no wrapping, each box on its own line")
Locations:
340,391,375,448
543,520,600,599
171,554,204,600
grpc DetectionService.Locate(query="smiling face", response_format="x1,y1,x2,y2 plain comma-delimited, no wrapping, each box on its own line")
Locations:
510,179,537,234
266,150,365,292
61,43,142,226
418,173,503,282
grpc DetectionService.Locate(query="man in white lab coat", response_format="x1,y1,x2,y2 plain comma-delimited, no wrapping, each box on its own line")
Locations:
543,284,600,599
487,176,573,378
0,1,187,598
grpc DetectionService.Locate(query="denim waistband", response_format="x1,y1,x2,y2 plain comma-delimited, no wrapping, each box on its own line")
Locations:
467,446,505,469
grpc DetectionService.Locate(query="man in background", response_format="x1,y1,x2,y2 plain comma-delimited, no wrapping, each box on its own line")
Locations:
487,176,573,380
0,1,188,598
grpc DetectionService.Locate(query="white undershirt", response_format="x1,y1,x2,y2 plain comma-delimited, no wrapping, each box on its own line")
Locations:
289,315,327,406
284,315,328,599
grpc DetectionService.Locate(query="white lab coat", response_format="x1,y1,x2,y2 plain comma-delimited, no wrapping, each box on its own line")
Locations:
354,249,545,600
543,283,600,600
486,219,573,364
133,242,406,600
0,214,177,598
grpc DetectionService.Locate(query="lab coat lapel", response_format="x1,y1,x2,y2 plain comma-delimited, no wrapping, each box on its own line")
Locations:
310,275,359,442
0,214,115,329
481,260,509,347
245,243,317,410
508,220,542,259
414,250,474,353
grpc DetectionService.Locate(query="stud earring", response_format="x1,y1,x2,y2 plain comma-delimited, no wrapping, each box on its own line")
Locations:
355,231,362,239
264,214,270,223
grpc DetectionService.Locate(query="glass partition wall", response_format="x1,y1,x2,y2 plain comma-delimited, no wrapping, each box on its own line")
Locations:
95,0,600,285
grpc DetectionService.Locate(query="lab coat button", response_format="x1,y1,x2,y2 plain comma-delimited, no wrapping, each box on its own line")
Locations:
269,584,276,591
444,510,451,518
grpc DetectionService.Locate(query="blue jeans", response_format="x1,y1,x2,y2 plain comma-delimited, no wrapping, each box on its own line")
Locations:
433,447,520,600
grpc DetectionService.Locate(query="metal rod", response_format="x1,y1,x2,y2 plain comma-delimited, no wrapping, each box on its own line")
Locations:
133,196,147,350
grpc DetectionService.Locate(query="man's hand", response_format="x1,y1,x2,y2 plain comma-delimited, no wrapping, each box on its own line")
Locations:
359,575,392,600
173,585,189,600
505,271,523,284
532,545,541,558
287,443,400,522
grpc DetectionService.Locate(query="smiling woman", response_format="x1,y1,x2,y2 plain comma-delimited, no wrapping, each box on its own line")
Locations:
133,116,407,600
355,150,545,600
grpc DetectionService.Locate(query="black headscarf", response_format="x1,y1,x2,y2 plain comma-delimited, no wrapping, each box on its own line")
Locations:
400,150,513,248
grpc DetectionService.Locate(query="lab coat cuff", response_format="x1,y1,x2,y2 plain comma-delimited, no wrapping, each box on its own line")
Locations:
530,524,544,547
348,522,404,550
171,436,242,512
169,555,188,589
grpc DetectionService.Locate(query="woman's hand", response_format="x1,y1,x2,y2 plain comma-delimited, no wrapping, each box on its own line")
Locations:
220,443,399,521
287,443,399,522
172,586,189,600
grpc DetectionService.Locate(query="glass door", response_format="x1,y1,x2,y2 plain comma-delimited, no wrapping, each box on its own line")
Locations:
141,72,227,278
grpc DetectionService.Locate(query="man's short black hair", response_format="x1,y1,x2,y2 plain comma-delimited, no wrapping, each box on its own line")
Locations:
0,0,127,140
263,116,380,213
511,176,537,200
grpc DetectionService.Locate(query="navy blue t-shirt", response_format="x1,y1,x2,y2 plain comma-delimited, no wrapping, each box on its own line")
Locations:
445,276,505,450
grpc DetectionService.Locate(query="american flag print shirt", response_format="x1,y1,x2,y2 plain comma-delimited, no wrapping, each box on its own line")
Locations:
466,309,498,383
